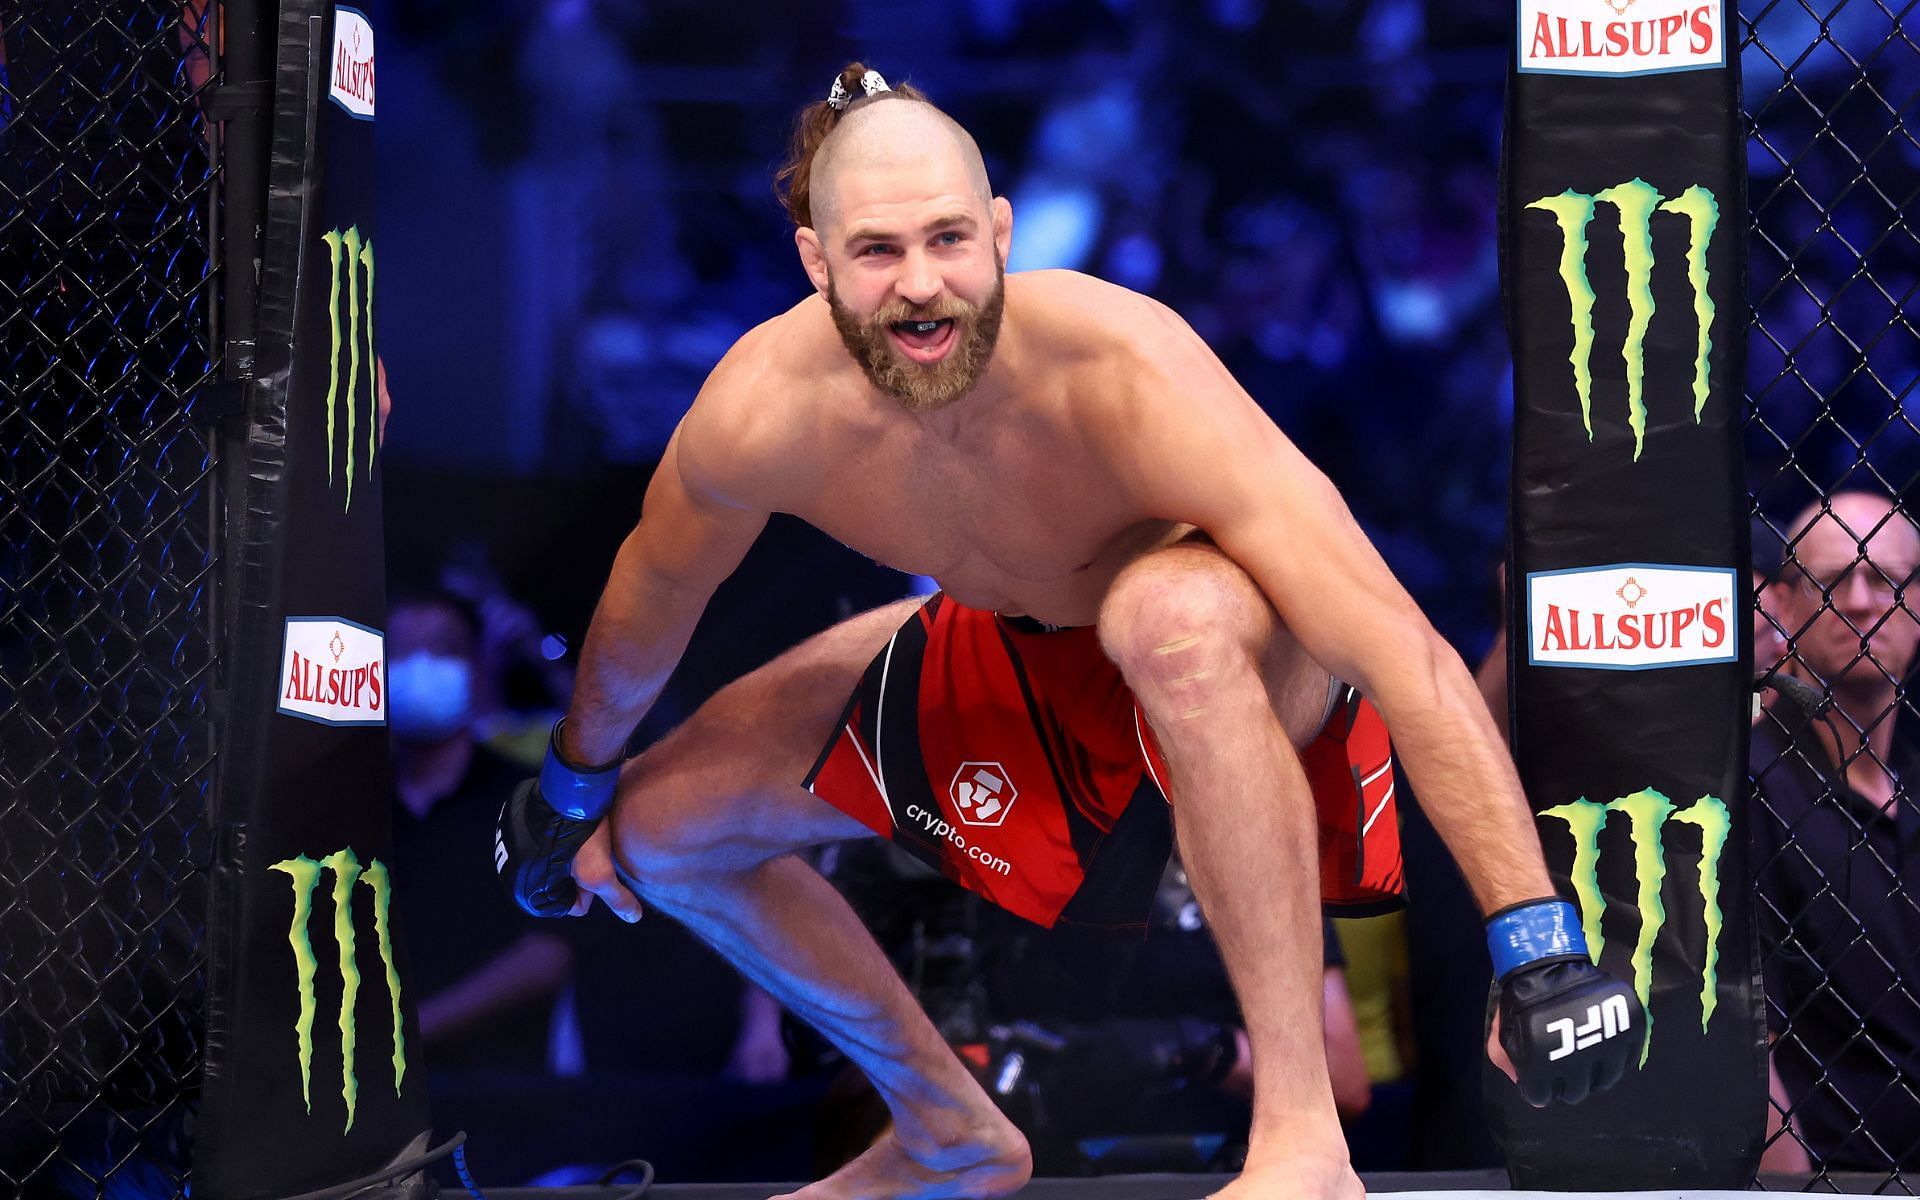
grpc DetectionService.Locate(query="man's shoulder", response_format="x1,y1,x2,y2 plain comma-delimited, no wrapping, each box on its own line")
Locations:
1012,269,1184,354
677,298,846,500
1747,690,1883,826
692,299,833,423
1749,691,1824,783
1012,267,1162,305
1011,267,1137,302
1011,270,1205,424
1016,272,1271,470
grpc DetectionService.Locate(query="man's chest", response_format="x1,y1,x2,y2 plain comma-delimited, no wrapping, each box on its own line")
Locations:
785,430,1148,600
807,467,1123,574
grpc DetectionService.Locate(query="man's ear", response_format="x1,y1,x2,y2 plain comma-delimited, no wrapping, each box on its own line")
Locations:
992,195,1013,264
796,226,830,296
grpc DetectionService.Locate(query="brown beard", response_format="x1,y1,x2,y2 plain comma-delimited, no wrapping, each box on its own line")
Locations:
827,258,1006,412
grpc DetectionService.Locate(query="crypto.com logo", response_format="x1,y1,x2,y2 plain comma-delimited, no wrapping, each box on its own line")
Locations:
950,762,1017,827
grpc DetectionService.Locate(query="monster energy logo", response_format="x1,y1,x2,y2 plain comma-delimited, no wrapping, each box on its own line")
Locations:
1527,180,1719,461
270,848,405,1132
1540,788,1728,1065
321,225,377,510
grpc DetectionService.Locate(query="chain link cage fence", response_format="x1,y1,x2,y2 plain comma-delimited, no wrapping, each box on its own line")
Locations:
1743,0,1920,1186
0,2,221,1195
0,0,1912,1196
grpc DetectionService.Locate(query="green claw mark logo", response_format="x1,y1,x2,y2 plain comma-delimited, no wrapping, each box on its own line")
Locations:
1527,180,1718,461
270,848,405,1132
1540,789,1728,1065
321,225,377,510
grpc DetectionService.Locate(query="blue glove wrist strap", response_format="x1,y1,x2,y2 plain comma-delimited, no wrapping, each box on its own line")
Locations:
539,720,621,821
1486,898,1587,981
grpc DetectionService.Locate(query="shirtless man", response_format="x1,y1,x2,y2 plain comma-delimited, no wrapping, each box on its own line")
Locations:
495,65,1641,1199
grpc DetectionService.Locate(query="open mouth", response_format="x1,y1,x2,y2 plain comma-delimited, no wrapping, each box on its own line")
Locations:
887,317,958,364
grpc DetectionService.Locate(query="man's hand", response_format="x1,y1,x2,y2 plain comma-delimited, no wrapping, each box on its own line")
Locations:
495,722,627,918
1497,958,1642,1105
496,778,602,917
567,820,645,923
1486,899,1644,1106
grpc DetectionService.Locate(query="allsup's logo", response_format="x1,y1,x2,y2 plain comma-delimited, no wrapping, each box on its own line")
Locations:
270,848,406,1132
1519,0,1724,75
1526,563,1737,670
329,7,375,119
278,617,385,726
1527,180,1719,461
1539,788,1729,1063
321,225,378,510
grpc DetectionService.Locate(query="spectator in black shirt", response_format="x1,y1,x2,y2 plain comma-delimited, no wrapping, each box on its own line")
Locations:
1751,491,1920,1170
388,592,572,1071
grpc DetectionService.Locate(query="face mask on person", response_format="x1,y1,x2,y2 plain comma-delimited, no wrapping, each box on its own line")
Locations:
387,652,474,741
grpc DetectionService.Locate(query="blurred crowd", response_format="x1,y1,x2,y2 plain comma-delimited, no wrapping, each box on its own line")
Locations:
356,0,1917,1187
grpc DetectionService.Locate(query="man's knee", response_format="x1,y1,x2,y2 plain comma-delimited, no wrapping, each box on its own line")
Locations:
603,753,735,900
1100,549,1274,716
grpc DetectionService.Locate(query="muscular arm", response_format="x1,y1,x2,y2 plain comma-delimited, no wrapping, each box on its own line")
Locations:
1103,302,1551,915
560,410,771,766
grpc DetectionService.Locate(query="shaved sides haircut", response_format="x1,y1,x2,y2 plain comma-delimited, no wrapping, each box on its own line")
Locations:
775,62,993,231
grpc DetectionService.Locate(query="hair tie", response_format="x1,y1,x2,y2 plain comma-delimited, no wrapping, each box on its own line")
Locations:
826,69,892,110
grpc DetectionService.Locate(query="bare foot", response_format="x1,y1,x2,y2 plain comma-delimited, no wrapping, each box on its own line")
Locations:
1209,1158,1366,1200
774,1119,1031,1200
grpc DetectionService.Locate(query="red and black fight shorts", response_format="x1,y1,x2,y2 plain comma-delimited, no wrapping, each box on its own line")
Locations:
804,593,1405,929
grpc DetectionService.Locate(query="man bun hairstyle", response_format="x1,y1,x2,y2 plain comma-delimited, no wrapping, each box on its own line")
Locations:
774,62,931,229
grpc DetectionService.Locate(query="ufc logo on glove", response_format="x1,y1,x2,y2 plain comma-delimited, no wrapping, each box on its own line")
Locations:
1546,994,1634,1062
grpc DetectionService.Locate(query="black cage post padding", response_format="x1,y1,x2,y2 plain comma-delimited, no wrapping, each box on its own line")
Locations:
195,2,434,1196
1489,0,1767,1187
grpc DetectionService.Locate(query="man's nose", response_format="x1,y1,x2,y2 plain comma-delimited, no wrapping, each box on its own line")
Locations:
895,250,942,307
1832,569,1885,614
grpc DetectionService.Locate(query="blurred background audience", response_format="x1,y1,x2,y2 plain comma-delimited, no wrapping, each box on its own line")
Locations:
366,0,1917,1185
385,594,572,1081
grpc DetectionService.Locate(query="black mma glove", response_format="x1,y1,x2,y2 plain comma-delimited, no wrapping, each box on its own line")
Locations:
1488,898,1645,1106
495,720,622,918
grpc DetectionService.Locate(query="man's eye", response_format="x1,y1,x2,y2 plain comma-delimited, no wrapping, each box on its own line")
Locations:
938,232,963,245
861,244,895,257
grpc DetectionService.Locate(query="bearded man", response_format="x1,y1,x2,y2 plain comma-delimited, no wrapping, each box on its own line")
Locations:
496,65,1640,1200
